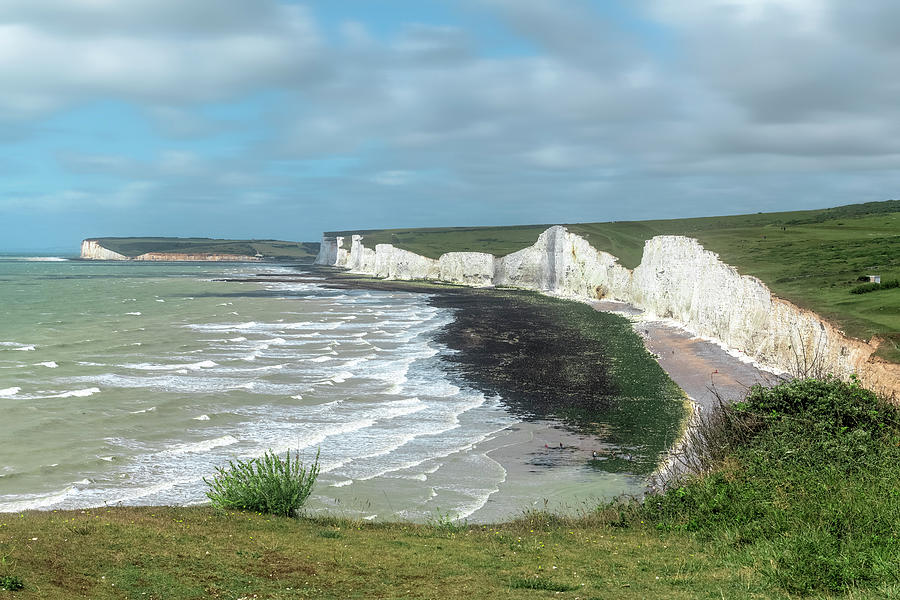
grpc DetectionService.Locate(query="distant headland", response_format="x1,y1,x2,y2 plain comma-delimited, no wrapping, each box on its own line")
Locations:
80,237,320,262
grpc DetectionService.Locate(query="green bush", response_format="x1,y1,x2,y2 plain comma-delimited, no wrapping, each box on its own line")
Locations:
640,377,900,594
0,575,24,591
850,279,899,294
204,449,320,517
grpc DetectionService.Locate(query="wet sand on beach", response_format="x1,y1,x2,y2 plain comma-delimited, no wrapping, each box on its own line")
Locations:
592,300,782,413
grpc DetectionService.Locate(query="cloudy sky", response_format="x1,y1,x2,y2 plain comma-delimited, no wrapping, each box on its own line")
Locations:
3,0,899,251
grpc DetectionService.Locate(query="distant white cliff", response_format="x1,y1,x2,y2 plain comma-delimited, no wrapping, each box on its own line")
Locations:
80,239,261,262
81,240,129,260
315,226,900,397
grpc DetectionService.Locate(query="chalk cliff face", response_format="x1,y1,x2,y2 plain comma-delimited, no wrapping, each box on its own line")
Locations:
440,252,495,286
315,236,339,265
373,244,440,280
81,240,129,261
346,235,376,272
315,227,900,397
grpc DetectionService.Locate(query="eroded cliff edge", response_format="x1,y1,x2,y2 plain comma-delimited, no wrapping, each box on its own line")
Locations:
315,227,900,398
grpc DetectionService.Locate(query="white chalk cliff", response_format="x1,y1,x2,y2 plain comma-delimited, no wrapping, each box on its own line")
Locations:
316,226,900,397
80,240,129,260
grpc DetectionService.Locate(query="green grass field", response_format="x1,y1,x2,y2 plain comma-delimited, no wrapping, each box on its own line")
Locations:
328,201,900,361
90,237,320,262
0,506,841,599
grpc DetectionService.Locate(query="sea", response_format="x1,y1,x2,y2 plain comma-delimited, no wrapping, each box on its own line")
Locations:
0,256,644,522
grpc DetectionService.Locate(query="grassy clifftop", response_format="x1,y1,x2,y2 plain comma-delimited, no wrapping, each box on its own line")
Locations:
90,237,320,261
327,200,900,360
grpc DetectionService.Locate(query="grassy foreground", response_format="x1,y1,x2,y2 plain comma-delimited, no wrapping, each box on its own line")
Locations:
328,200,900,361
3,379,900,599
0,507,802,599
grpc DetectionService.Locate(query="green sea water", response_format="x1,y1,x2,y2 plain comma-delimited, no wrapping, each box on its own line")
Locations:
0,256,651,521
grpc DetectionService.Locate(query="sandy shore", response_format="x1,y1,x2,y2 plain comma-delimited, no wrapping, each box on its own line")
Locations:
464,419,643,522
592,300,782,414
467,300,784,519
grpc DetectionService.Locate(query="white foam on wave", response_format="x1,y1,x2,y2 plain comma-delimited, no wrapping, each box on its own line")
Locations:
336,354,376,370
106,477,197,505
66,371,294,395
36,361,59,368
0,486,78,512
193,414,210,421
255,418,383,463
162,435,239,455
186,321,258,332
22,256,69,262
283,321,344,331
1,341,31,348
126,312,142,316
123,360,218,371
307,355,333,363
447,455,508,521
55,387,101,398
131,406,156,414
237,364,286,373
0,386,20,397
330,479,353,488
330,371,353,383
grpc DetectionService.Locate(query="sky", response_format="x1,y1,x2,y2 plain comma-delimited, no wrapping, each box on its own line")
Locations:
2,0,900,251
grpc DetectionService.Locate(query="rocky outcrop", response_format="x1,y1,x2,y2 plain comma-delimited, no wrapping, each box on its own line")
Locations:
315,227,900,398
81,240,129,260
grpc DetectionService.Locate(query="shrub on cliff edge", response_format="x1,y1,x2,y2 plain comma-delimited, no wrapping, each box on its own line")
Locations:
204,449,320,517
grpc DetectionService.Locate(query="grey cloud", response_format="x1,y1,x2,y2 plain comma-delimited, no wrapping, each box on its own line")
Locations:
478,0,643,71
0,1,324,117
9,0,900,245
393,24,474,64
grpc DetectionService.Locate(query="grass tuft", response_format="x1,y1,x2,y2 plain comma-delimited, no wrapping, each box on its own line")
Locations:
204,449,320,517
0,575,24,591
509,576,578,592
